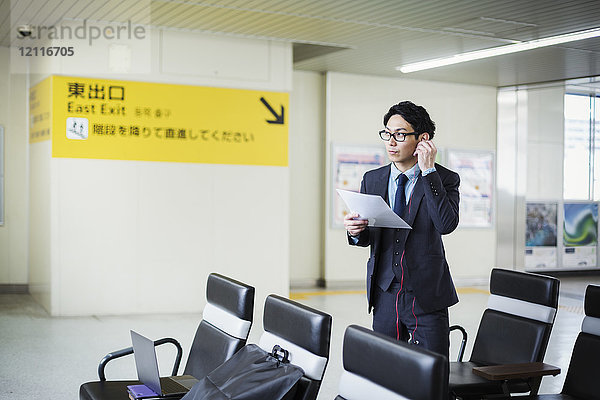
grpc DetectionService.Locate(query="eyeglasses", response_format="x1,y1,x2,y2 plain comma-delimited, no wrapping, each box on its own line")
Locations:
378,129,420,142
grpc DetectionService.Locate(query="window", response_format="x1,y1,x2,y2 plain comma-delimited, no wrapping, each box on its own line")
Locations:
563,93,600,200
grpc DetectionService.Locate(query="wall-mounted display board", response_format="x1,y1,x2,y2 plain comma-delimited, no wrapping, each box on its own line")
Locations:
525,200,599,272
525,202,558,268
331,144,386,228
447,149,494,228
563,202,598,268
29,76,289,166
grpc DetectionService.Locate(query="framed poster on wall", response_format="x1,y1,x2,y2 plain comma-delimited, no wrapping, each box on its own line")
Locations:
525,202,558,269
563,202,598,268
331,144,386,228
447,149,494,228
525,200,600,272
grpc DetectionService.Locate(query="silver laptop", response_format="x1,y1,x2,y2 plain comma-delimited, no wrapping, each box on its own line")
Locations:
131,330,198,398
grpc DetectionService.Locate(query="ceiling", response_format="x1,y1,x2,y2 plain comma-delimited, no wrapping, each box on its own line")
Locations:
2,0,600,87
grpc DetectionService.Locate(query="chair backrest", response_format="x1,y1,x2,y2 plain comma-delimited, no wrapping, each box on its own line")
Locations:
469,268,559,365
336,325,448,400
257,295,332,400
183,273,255,379
561,284,600,399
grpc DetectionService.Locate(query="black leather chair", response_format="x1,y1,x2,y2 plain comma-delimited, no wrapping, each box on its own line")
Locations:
79,273,255,400
335,324,448,400
494,284,600,400
257,294,332,400
449,268,560,399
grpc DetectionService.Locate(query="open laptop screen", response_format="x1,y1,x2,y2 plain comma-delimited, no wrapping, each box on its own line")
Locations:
131,330,163,395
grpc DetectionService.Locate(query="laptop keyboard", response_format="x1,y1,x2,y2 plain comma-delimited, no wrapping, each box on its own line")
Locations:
160,378,188,394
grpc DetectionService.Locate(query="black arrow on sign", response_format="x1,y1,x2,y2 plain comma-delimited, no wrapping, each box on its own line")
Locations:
260,97,285,125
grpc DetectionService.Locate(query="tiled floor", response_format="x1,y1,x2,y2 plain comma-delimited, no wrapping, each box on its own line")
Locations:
0,275,598,400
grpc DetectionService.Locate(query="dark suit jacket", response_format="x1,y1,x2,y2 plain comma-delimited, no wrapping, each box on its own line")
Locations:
349,163,460,314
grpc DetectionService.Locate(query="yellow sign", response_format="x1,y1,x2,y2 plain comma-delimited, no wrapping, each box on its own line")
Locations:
38,76,288,166
29,77,52,143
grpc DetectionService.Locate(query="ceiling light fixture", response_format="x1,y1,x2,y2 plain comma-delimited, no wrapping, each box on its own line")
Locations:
397,27,600,73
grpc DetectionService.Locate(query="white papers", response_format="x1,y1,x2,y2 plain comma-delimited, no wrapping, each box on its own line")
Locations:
336,189,411,229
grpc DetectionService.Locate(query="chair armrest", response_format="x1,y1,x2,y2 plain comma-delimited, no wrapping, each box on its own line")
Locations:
98,337,183,381
449,325,467,362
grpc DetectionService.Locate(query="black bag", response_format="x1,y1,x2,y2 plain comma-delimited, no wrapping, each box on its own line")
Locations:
181,344,304,400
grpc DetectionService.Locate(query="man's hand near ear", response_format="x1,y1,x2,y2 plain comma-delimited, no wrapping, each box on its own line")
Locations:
413,133,437,172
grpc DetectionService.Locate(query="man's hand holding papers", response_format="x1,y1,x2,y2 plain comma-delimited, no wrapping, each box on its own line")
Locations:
344,212,369,236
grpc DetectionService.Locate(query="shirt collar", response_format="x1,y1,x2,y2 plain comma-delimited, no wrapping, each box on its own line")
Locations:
390,162,420,181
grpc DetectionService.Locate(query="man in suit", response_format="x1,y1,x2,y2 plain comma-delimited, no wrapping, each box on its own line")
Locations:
344,101,460,360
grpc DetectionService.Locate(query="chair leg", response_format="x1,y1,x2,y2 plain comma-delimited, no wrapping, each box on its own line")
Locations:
528,377,542,395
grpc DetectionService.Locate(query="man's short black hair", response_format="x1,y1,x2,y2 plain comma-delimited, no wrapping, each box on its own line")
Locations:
383,101,436,139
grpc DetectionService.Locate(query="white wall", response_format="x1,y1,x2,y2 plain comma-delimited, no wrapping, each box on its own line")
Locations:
289,71,325,286
29,141,52,307
51,160,289,316
496,90,521,270
0,47,29,287
526,86,565,200
27,27,293,316
324,72,497,285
